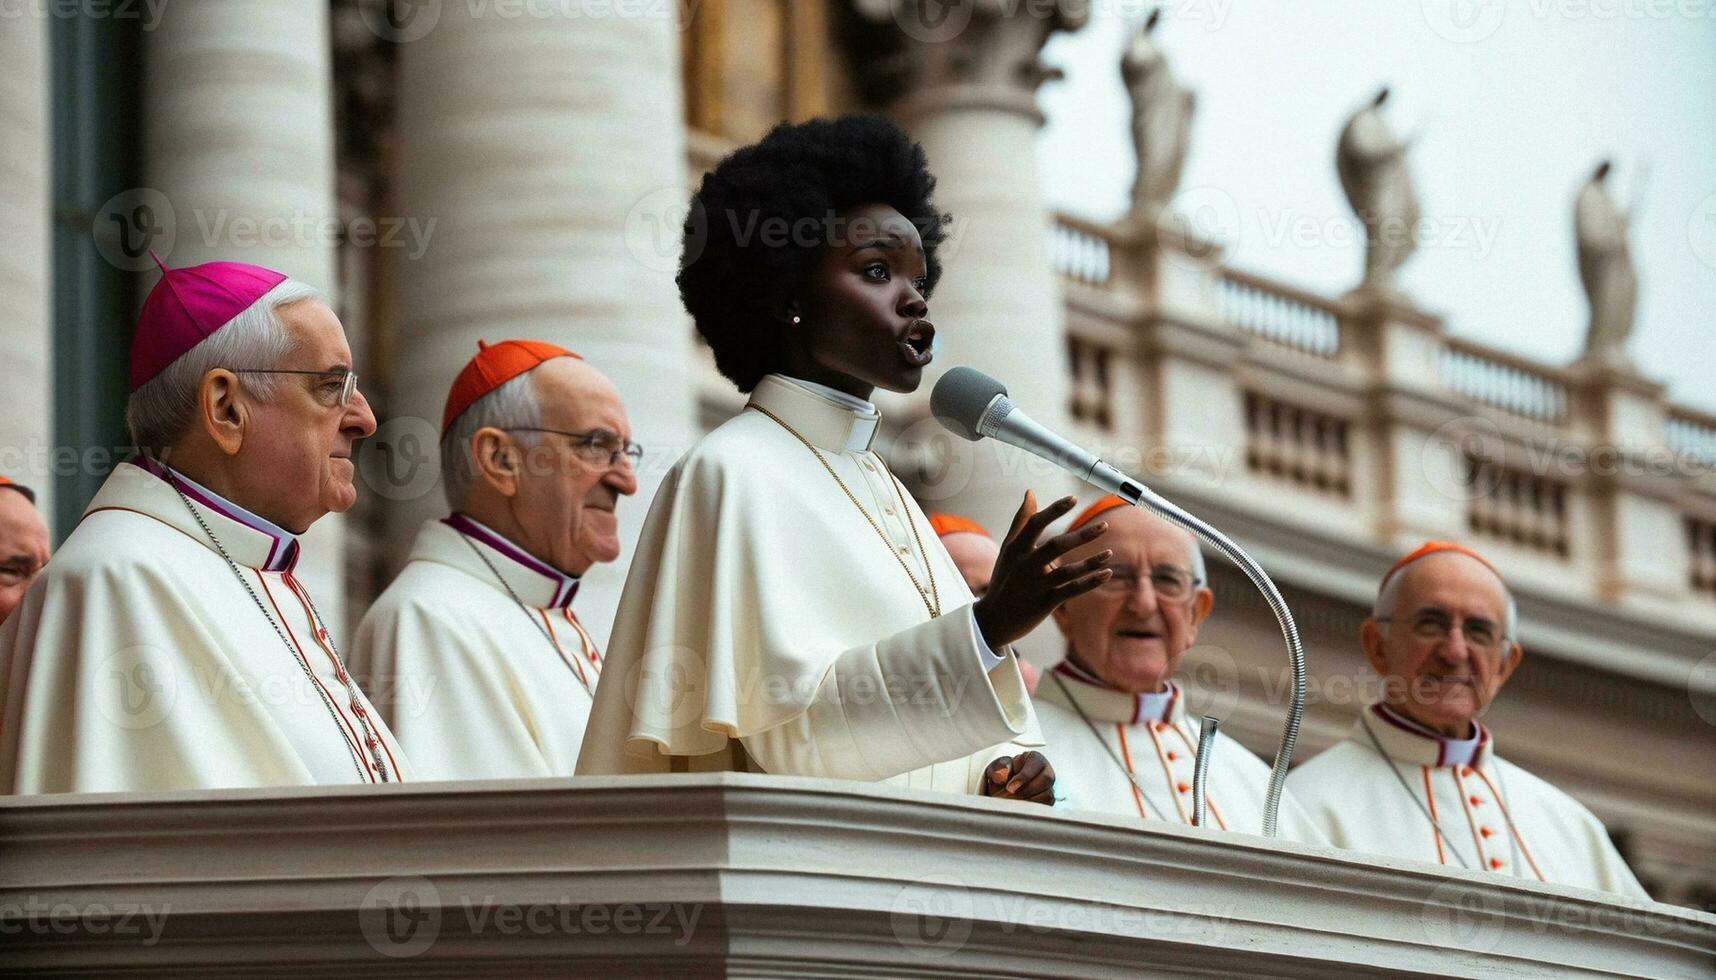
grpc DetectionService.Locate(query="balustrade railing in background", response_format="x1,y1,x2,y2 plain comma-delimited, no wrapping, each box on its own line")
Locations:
1689,517,1716,597
1466,455,1571,557
1052,212,1715,604
1667,409,1716,470
1217,269,1343,359
1067,335,1115,430
1049,217,1113,287
1243,392,1352,497
1439,340,1571,426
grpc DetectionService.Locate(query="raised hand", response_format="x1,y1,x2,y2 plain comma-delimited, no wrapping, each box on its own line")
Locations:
972,491,1112,650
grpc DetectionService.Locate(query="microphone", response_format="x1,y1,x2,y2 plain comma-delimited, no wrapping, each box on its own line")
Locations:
930,366,1307,839
931,367,1144,506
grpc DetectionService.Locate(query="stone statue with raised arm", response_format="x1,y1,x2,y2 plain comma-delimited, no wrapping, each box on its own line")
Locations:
1336,86,1420,289
1576,160,1639,363
1123,9,1196,219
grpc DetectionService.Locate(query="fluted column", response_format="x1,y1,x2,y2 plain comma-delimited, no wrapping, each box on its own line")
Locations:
847,1,1087,535
393,6,695,647
0,11,53,530
144,1,347,631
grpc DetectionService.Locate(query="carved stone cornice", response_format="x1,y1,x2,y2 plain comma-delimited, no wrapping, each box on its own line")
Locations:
3,775,1710,976
841,0,1089,121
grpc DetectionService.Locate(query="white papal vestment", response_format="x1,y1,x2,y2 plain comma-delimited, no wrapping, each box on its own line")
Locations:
576,374,1040,793
1034,661,1326,841
0,460,409,793
351,514,600,779
1290,703,1648,898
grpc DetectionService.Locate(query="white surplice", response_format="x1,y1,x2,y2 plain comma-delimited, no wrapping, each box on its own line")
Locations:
1034,661,1326,842
350,514,600,780
1289,703,1648,898
0,460,409,793
576,374,1040,794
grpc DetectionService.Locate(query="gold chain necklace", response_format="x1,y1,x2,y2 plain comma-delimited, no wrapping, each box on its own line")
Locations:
750,403,940,619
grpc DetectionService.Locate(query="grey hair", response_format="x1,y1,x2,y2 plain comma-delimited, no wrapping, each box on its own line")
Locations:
1372,553,1519,642
440,369,542,511
124,278,325,452
1187,537,1207,588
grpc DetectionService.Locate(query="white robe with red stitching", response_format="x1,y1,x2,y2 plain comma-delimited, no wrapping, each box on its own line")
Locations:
1289,703,1648,898
350,516,601,780
1034,663,1326,842
0,461,409,793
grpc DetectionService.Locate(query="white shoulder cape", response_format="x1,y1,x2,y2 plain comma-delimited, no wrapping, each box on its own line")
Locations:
576,376,1039,792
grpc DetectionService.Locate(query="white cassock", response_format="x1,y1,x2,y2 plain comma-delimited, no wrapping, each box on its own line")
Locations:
1034,660,1326,841
576,374,1040,793
0,460,410,793
1290,703,1648,898
350,514,599,779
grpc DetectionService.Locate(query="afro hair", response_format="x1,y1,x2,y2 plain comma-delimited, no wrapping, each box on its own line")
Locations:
677,114,949,393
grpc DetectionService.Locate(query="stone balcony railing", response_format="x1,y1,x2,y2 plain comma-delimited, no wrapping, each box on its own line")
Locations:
1047,211,1716,635
4,775,1713,978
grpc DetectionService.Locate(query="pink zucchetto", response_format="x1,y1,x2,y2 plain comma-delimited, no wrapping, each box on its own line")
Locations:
128,252,289,392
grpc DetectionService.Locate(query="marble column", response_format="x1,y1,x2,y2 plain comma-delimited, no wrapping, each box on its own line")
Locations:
144,1,348,632
392,5,696,647
0,11,53,529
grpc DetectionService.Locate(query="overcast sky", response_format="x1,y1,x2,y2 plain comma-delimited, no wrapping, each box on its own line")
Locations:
1037,1,1716,411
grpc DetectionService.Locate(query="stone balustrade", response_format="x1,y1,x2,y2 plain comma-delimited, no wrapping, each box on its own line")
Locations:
1439,339,1573,427
1218,268,1344,360
1048,211,1716,619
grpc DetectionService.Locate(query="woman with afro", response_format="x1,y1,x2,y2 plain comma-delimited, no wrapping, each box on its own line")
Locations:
578,116,1113,802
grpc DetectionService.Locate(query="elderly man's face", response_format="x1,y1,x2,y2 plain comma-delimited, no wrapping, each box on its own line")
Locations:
1362,552,1523,737
1051,506,1212,694
240,299,377,533
0,489,50,626
940,531,999,597
511,358,638,577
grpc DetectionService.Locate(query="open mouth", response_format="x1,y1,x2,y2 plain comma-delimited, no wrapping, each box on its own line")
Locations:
1116,628,1160,641
899,319,935,367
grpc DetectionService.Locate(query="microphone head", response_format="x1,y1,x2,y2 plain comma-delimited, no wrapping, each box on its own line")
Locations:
931,366,1010,442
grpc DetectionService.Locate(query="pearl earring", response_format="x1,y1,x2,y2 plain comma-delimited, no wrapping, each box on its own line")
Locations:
792,315,802,324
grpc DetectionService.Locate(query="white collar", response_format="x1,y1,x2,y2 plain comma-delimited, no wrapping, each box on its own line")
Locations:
780,375,879,416
436,514,581,609
1364,703,1492,769
101,458,302,572
750,374,881,454
1041,658,1185,726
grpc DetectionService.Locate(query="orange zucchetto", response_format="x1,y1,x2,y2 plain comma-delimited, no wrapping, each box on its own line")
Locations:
441,339,581,434
928,513,989,539
1379,541,1501,591
1069,494,1129,531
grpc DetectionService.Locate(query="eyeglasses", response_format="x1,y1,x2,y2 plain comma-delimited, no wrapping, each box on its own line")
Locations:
231,367,359,407
1093,565,1199,601
504,427,643,468
1376,610,1503,652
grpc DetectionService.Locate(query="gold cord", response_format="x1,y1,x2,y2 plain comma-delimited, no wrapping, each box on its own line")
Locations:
750,403,941,619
